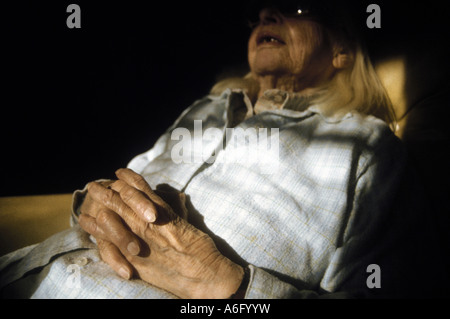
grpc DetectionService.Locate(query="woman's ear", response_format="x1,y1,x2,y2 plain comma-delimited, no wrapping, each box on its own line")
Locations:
332,49,354,69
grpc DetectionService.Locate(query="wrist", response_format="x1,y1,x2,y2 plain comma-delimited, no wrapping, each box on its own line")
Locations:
229,265,250,299
196,260,246,299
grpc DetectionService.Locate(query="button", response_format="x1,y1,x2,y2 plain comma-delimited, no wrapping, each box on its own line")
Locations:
74,256,89,266
264,90,274,97
273,94,284,103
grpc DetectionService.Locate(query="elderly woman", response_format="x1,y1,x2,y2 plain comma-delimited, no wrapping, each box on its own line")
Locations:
0,2,441,298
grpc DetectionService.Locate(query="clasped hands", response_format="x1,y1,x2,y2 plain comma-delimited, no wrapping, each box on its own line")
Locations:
78,168,244,299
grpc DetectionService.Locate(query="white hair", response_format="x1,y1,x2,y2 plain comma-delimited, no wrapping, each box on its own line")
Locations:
210,23,396,129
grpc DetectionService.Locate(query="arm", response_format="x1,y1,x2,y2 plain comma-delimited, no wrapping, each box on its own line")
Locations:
80,168,244,299
79,169,358,298
79,127,429,298
73,94,225,281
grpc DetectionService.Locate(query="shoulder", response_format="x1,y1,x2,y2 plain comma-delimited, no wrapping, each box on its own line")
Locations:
320,110,401,151
310,110,406,174
340,112,406,173
351,112,402,152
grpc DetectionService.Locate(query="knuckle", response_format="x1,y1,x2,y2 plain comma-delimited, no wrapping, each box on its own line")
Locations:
129,170,144,183
97,240,111,257
96,209,111,226
78,214,89,231
126,253,140,265
130,172,151,191
121,186,137,202
80,215,100,237
101,188,115,203
99,241,118,263
81,216,95,233
96,210,130,244
115,228,130,244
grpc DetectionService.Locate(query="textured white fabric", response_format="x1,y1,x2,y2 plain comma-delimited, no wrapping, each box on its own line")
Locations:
0,89,423,298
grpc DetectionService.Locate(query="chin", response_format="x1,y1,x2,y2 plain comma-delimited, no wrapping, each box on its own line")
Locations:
250,55,287,75
252,63,287,76
249,47,288,74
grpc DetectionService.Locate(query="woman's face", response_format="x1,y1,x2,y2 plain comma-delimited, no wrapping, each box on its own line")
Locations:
248,8,335,83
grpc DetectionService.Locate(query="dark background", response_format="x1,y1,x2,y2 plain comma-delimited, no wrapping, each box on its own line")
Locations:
1,0,449,196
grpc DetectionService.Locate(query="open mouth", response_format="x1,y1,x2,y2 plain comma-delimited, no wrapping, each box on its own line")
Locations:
256,32,286,46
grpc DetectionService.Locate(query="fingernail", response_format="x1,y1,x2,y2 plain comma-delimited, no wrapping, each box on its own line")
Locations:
118,267,131,280
144,208,156,223
127,242,140,255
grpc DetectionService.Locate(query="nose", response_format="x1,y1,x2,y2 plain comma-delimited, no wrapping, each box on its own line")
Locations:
259,8,283,25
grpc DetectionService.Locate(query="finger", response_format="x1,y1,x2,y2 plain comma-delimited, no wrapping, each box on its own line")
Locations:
114,169,180,223
88,181,149,237
115,168,167,207
87,181,142,222
115,168,153,195
97,239,134,280
111,179,158,223
78,213,108,239
96,208,142,256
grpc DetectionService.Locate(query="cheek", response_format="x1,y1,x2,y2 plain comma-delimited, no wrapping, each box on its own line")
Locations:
286,26,328,74
247,38,256,65
247,33,263,68
287,44,313,73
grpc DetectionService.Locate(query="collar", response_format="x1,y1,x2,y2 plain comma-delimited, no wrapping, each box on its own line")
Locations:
253,89,319,115
220,88,354,124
